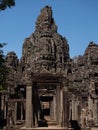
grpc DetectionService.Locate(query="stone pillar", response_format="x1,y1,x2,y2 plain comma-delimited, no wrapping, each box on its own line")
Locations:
50,100,54,120
14,102,17,123
88,95,93,110
56,84,62,125
53,95,56,121
75,98,78,120
1,94,4,120
1,94,4,110
93,99,98,124
62,86,69,127
60,88,63,126
72,95,75,120
4,95,7,119
56,86,58,124
69,101,72,121
56,84,60,125
21,102,23,120
26,85,33,129
50,101,52,119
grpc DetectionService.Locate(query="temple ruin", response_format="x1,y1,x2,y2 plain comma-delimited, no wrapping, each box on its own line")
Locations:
0,6,98,130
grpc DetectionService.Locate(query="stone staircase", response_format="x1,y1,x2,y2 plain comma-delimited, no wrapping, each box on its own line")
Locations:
3,116,74,130
21,126,72,130
21,119,72,130
20,116,73,130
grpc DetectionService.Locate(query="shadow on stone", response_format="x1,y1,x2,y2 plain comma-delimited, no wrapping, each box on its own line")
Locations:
70,120,81,130
38,119,48,127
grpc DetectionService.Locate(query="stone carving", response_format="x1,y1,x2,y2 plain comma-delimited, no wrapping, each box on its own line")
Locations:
7,101,15,126
81,106,94,128
83,41,98,65
21,6,69,73
4,5,98,129
5,51,19,70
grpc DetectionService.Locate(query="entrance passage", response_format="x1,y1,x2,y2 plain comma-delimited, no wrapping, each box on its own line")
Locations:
40,95,53,117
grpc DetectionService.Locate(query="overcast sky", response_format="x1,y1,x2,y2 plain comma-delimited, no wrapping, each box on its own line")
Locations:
0,0,98,59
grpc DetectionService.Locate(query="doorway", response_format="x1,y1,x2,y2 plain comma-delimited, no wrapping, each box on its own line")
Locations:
40,95,53,117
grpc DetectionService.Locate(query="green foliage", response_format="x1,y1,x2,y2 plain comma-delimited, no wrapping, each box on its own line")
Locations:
0,43,6,66
0,0,15,11
0,43,9,92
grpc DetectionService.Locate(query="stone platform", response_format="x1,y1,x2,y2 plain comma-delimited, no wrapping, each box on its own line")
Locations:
91,127,98,130
21,126,73,130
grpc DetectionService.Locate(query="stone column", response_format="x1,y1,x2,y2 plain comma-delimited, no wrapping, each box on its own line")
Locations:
60,88,63,126
62,85,69,127
88,95,93,110
1,94,4,110
53,95,56,121
4,95,7,119
26,84,33,129
14,102,17,123
56,84,62,125
4,95,9,121
50,101,51,119
50,100,54,120
56,84,60,125
72,95,75,120
75,98,78,120
21,102,23,120
93,99,98,124
69,101,72,121
1,94,4,120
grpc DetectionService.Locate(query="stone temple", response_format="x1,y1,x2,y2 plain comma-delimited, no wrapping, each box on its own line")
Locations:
0,6,98,130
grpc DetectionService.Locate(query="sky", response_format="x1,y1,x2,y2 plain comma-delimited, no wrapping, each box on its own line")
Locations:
0,0,98,59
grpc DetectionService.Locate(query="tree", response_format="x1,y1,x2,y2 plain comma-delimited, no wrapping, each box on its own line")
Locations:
0,0,15,11
0,43,9,92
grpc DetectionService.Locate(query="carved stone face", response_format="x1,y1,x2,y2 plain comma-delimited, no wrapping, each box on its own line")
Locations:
21,6,69,73
6,52,18,67
6,53,14,66
36,6,53,31
41,13,51,28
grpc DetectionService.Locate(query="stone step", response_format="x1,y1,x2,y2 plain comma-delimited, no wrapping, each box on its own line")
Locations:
47,121,57,126
21,126,73,130
91,127,98,130
44,116,57,126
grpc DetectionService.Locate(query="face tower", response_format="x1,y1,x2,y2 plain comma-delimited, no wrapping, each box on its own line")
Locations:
21,6,70,73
